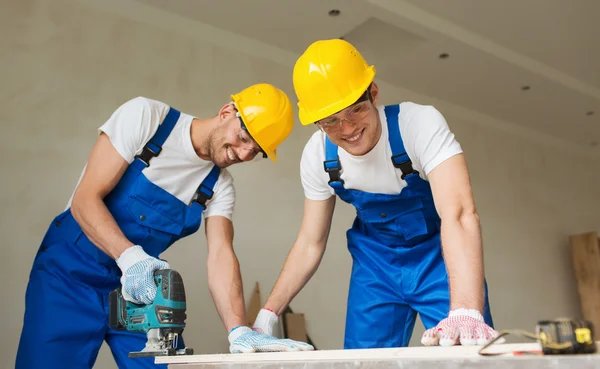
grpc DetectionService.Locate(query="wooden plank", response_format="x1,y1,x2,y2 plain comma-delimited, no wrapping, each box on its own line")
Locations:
155,342,600,365
246,282,261,327
570,232,600,338
167,357,600,369
281,306,317,349
284,313,308,343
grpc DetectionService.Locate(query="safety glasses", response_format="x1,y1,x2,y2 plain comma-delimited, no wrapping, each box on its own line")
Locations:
315,87,372,132
237,113,267,161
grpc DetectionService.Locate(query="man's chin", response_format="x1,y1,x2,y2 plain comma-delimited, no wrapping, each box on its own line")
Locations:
215,161,229,169
216,157,234,169
206,154,227,169
338,142,369,157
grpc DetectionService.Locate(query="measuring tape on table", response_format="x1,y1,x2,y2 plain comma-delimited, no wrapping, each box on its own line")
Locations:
479,318,596,356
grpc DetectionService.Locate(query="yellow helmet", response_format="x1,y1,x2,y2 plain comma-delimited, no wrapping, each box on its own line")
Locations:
230,83,294,162
293,39,376,125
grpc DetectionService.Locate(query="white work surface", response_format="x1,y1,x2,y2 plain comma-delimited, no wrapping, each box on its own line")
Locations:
156,342,600,369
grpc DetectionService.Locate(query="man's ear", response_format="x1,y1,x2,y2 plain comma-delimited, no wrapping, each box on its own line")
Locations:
370,82,379,105
218,103,237,122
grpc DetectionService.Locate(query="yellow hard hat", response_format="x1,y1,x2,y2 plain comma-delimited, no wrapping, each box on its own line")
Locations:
230,83,294,162
293,39,376,125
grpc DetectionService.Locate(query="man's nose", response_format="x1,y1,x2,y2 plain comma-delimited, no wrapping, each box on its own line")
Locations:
338,118,355,135
236,147,255,162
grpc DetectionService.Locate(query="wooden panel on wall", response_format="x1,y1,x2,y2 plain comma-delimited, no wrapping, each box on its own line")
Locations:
284,312,308,343
247,282,261,327
569,231,600,338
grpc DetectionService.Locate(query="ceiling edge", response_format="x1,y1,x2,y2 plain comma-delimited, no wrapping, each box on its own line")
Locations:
367,0,600,101
74,0,600,161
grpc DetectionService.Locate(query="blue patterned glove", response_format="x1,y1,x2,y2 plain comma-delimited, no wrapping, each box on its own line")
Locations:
228,326,314,353
116,245,170,305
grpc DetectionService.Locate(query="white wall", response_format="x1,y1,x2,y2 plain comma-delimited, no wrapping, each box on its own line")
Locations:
2,0,599,368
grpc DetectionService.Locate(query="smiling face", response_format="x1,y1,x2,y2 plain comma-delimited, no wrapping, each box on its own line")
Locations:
206,104,265,168
316,83,381,156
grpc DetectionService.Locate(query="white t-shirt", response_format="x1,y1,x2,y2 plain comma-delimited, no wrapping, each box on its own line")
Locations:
66,96,235,220
300,102,463,201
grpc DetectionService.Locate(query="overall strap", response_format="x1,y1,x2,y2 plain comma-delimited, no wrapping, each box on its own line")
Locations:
132,107,181,170
193,165,221,209
323,136,344,186
384,104,418,180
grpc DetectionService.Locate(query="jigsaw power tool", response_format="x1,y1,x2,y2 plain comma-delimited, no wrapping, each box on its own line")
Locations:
109,269,194,358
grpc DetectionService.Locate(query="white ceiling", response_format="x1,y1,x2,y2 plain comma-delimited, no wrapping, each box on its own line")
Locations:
133,0,600,150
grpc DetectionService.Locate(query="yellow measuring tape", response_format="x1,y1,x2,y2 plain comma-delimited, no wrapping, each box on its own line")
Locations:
478,319,596,356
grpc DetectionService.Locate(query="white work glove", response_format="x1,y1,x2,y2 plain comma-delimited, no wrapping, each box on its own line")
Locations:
252,308,279,336
116,245,170,305
421,308,504,347
228,326,314,354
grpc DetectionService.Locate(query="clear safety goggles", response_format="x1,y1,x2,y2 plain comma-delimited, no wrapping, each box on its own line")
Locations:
315,88,372,132
232,104,267,162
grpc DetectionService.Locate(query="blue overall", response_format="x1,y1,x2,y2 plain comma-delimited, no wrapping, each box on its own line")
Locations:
16,107,220,369
323,104,494,349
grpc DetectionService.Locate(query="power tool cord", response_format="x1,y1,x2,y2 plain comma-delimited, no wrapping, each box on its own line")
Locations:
478,329,573,356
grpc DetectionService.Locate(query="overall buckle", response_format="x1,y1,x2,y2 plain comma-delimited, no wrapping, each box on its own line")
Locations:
391,153,418,180
194,185,214,207
135,141,162,167
323,159,344,185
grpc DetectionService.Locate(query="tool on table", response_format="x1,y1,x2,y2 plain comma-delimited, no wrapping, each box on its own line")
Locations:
479,318,596,356
109,269,194,358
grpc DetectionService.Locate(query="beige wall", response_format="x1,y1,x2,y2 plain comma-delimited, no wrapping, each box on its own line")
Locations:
2,0,599,368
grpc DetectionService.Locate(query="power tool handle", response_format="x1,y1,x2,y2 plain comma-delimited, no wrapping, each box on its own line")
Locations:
153,269,186,303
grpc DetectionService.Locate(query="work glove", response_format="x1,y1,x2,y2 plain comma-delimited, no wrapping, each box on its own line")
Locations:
421,308,504,347
228,326,314,353
252,308,279,336
116,245,170,305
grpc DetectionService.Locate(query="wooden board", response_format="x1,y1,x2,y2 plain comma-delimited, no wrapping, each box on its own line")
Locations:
246,282,261,327
284,313,308,343
281,306,317,348
570,232,600,338
155,342,600,365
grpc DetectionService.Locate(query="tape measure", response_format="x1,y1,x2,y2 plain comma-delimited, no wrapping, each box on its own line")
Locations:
479,318,596,356
537,319,596,355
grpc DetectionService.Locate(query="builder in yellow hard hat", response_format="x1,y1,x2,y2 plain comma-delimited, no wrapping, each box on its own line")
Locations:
252,40,501,349
15,83,312,369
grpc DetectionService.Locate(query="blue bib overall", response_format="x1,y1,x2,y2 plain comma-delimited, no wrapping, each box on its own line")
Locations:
16,108,220,369
323,104,494,349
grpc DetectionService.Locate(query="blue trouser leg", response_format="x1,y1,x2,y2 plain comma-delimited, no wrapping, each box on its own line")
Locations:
15,242,108,369
404,233,495,330
16,234,178,368
343,268,418,349
343,229,495,349
343,229,418,349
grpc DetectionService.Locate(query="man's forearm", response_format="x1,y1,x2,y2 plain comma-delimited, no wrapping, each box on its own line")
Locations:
207,246,247,332
440,211,485,312
71,193,133,259
264,239,325,316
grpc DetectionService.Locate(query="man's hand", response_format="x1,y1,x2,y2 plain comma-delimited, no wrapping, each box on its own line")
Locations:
228,326,314,353
421,309,502,346
116,245,170,305
252,308,279,336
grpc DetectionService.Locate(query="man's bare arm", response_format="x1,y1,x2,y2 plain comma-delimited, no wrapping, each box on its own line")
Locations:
428,153,485,312
205,215,247,332
263,196,336,315
71,133,134,259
